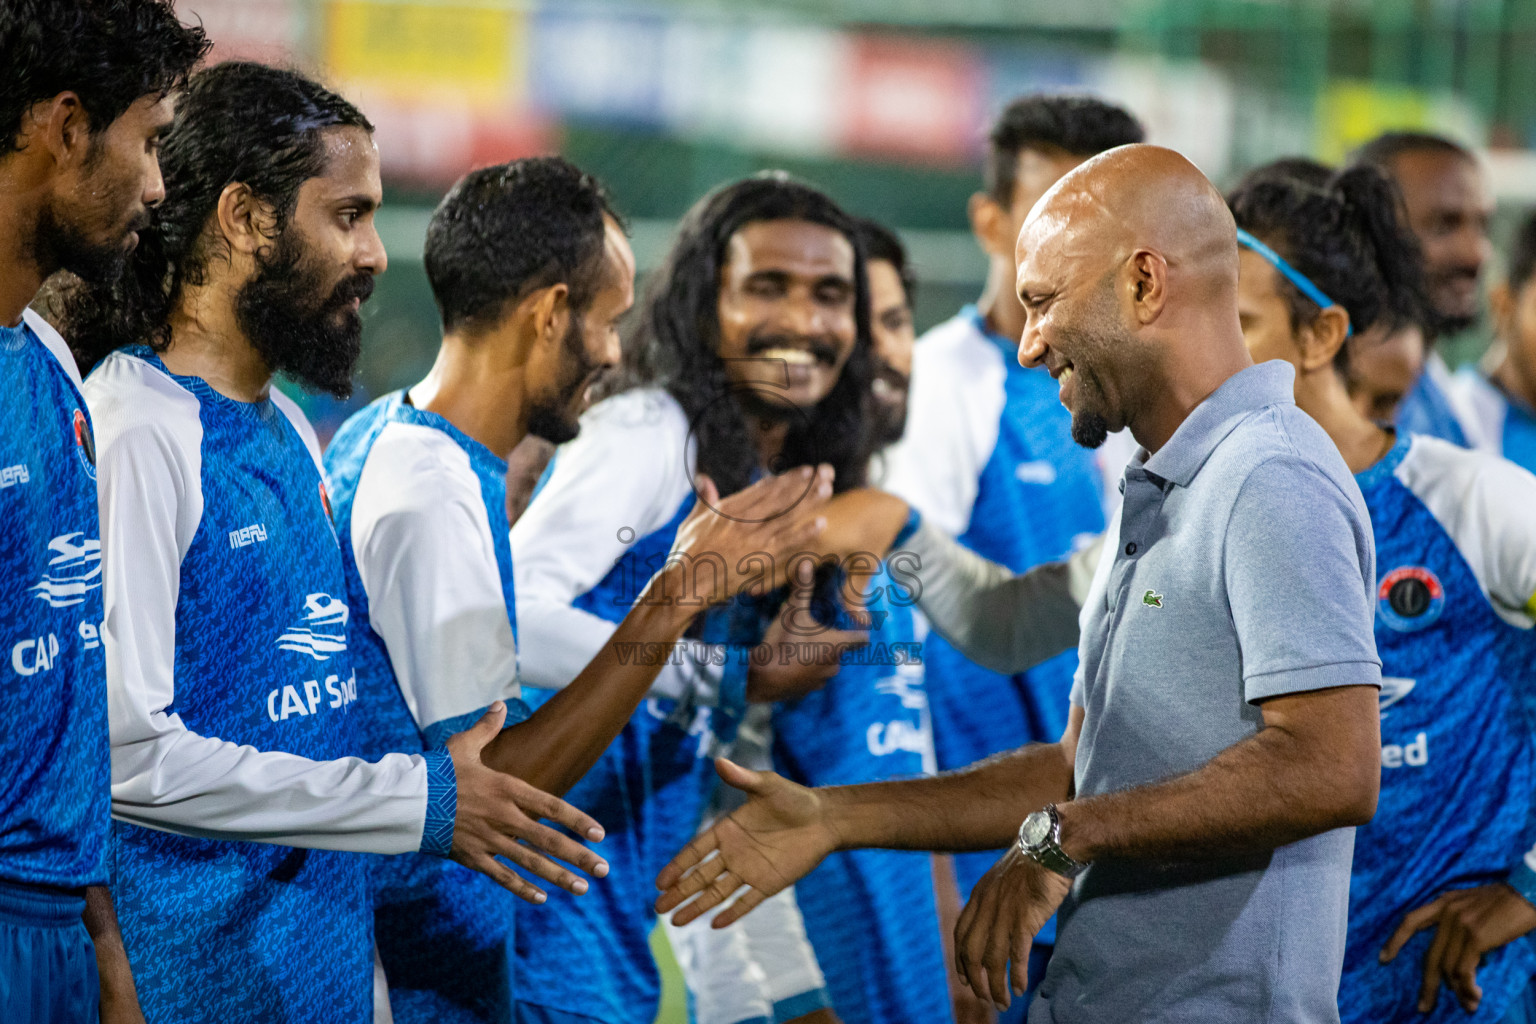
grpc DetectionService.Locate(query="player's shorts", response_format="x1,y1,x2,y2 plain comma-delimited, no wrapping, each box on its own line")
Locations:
0,878,98,1024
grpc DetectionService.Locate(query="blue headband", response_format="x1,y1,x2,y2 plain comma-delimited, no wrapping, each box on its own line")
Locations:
1235,227,1352,338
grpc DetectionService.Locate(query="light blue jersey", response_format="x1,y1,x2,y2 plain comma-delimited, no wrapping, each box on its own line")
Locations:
0,311,107,890
882,307,1104,920
1344,434,1536,1023
327,391,532,1023
1451,367,1536,476
770,565,951,1024
512,389,752,1024
89,350,452,1024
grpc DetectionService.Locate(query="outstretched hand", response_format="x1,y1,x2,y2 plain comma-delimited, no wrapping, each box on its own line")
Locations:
655,758,839,927
447,703,609,905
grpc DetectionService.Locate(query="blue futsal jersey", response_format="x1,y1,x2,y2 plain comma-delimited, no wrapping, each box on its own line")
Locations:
1343,434,1536,1024
512,389,752,1024
89,350,451,1024
882,307,1104,914
0,311,107,891
1452,366,1536,477
1398,352,1473,447
770,565,952,1024
327,391,532,1023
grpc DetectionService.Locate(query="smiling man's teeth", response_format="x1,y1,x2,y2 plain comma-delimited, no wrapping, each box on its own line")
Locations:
1060,366,1075,381
759,348,815,366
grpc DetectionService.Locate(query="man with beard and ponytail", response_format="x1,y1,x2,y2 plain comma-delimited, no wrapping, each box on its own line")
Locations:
755,214,952,1024
673,213,953,1024
508,174,876,1024
323,158,834,1024
1229,161,1536,1024
60,63,610,1024
656,147,1382,1024
0,3,206,1019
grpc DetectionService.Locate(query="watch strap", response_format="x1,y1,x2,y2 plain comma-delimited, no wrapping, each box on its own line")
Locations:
1019,804,1088,879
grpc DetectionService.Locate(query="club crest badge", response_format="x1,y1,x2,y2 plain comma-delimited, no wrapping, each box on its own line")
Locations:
73,408,96,478
1377,566,1445,633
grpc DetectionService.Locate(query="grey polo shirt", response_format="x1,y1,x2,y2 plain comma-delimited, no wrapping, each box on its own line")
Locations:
1030,360,1380,1024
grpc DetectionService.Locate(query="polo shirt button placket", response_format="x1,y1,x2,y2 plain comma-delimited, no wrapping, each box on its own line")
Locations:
1124,541,1138,556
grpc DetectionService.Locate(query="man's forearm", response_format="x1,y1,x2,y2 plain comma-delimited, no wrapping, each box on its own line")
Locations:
823,741,1074,854
905,521,1080,675
814,489,910,563
488,568,696,795
85,886,143,1021
1056,694,1378,863
814,496,1082,674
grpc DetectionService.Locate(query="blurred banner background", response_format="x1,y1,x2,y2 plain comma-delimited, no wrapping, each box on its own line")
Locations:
183,0,1536,445
179,2,1536,1017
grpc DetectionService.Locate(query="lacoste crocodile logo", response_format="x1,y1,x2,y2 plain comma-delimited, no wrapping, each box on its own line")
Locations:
1142,590,1163,608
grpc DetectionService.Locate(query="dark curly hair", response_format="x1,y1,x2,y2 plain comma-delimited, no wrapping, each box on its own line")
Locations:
426,157,620,334
986,94,1144,205
62,62,372,372
1228,160,1432,370
1,0,209,152
613,172,875,498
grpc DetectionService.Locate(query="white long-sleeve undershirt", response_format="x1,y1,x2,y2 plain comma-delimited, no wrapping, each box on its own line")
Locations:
89,351,430,854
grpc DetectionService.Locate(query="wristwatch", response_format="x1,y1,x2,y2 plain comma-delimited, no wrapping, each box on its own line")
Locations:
1017,804,1088,879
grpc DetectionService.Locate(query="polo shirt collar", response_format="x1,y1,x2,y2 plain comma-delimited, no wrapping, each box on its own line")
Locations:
1140,360,1296,488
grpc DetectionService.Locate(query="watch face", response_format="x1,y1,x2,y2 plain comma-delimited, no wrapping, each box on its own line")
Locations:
1021,812,1052,847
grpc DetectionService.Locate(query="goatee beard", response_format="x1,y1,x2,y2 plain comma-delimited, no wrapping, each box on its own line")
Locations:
1071,411,1109,449
235,232,372,399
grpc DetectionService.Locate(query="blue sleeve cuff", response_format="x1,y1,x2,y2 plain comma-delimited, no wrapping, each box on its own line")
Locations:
422,697,532,750
719,643,752,715
419,748,457,858
891,505,921,549
1509,860,1536,907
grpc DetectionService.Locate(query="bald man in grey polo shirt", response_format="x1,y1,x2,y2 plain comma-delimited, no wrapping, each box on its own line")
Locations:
654,145,1382,1024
